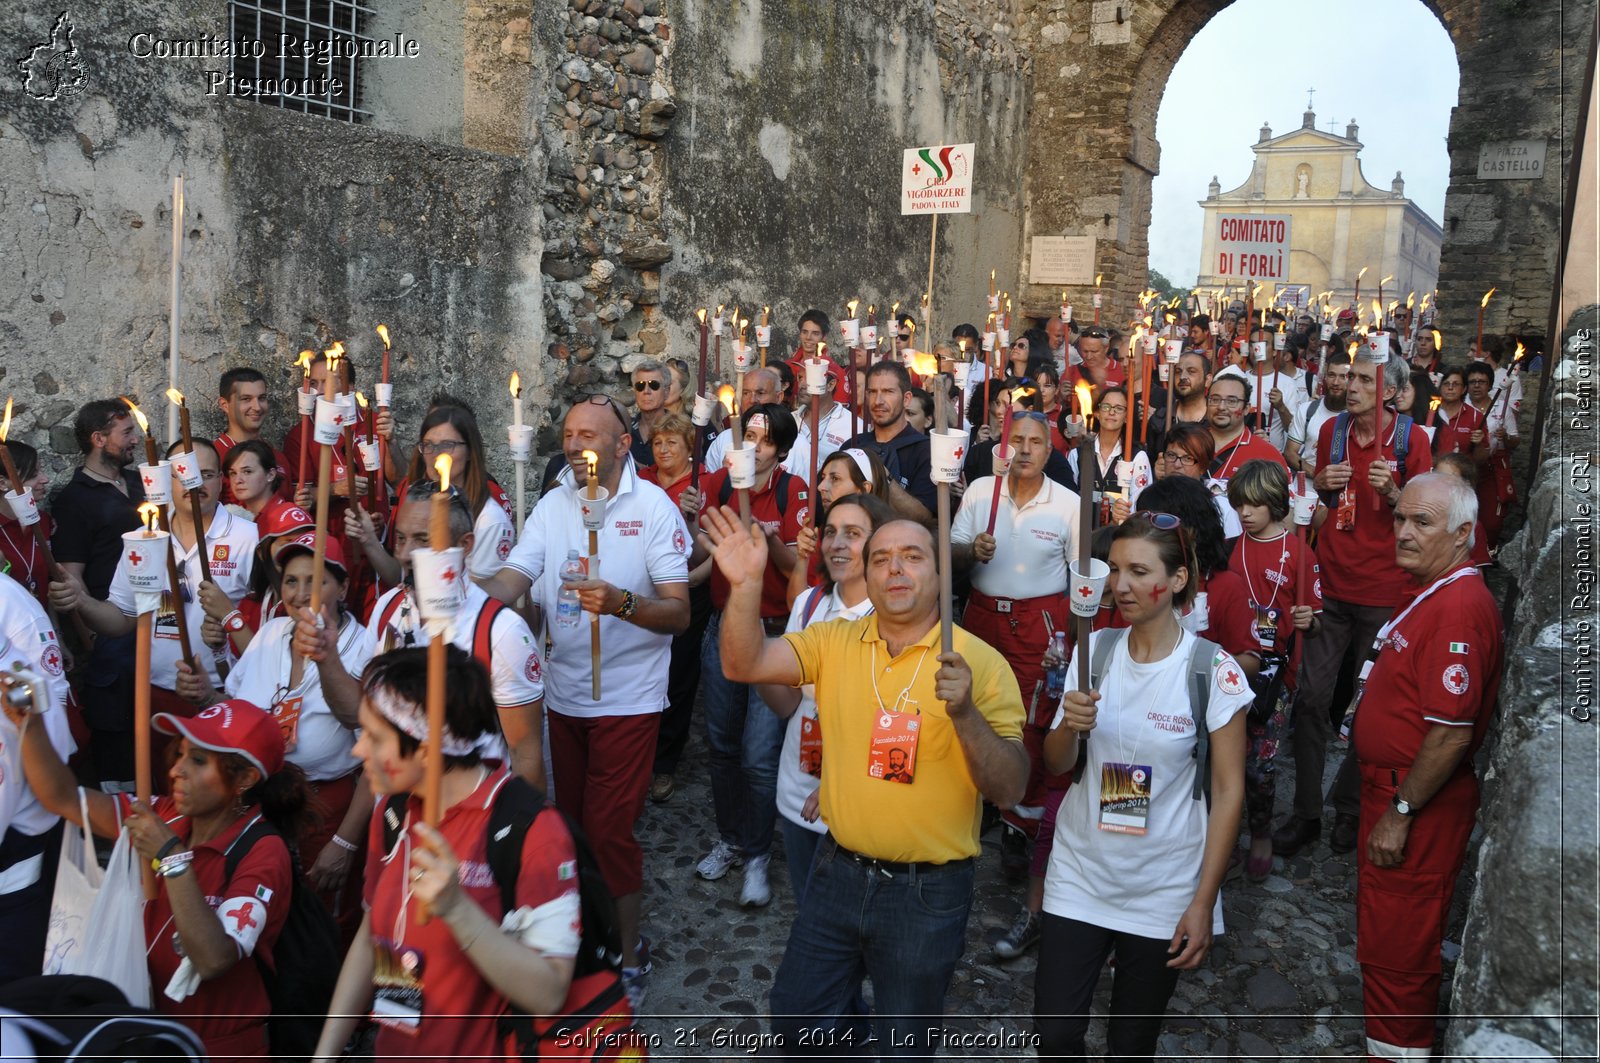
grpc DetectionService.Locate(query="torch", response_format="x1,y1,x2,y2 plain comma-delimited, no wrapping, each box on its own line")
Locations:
582,450,603,700
1476,287,1496,359
1354,266,1368,310
713,304,725,386
758,306,771,368
1294,472,1311,610
732,317,753,525
933,375,956,656
808,342,825,517
375,324,392,500
1495,342,1525,423
424,453,453,830
359,393,378,511
0,398,64,581
1070,381,1095,691
508,373,529,538
165,388,211,585
294,349,314,490
132,500,164,899
305,344,344,644
696,307,709,403
1093,274,1103,325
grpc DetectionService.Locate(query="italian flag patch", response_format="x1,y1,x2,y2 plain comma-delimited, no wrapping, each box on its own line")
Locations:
254,884,274,903
1449,642,1469,655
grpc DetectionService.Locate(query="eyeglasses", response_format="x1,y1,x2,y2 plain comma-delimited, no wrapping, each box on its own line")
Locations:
1098,404,1127,415
633,379,663,392
1162,451,1199,468
419,440,466,456
1205,396,1245,409
581,393,631,432
1132,510,1183,530
897,333,912,343
196,470,221,482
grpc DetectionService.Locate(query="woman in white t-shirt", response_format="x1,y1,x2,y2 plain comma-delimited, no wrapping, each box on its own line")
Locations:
756,493,891,906
1035,513,1249,1061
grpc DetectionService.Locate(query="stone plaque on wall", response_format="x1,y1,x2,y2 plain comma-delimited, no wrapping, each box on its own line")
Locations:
1029,236,1096,285
1477,140,1547,180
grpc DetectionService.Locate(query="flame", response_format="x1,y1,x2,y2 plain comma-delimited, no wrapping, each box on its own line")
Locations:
716,303,725,315
1061,290,1068,303
509,371,521,398
295,349,314,374
165,387,185,406
958,338,968,355
138,502,161,534
1004,295,1012,312
717,384,735,412
435,453,453,492
761,305,770,327
1406,292,1416,309
1420,293,1431,312
1357,267,1369,280
1480,287,1496,308
1431,329,1443,350
986,312,996,329
0,397,10,443
122,397,149,433
1371,299,1383,326
696,308,707,325
1380,274,1394,287
1347,341,1360,357
818,341,828,360
1429,396,1441,412
1073,381,1094,419
375,323,391,349
356,392,368,410
326,341,345,363
847,298,859,318
1095,274,1103,287
1514,341,1526,363
891,301,900,317
991,269,997,284
911,351,939,377
580,450,598,481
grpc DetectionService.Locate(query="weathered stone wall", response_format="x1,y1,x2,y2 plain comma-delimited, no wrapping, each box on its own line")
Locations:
1443,308,1600,1060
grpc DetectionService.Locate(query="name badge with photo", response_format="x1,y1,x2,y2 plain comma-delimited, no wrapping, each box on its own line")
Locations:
1099,762,1152,835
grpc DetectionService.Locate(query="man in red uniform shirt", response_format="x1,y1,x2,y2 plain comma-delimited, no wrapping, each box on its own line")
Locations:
212,368,291,504
1206,375,1287,491
1350,473,1503,1060
1275,351,1433,857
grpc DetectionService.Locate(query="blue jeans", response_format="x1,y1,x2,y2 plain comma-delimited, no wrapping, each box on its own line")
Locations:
781,817,826,911
702,612,785,859
770,835,975,1058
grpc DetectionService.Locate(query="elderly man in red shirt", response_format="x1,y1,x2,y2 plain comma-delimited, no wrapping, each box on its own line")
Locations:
1275,350,1433,858
1348,472,1503,1060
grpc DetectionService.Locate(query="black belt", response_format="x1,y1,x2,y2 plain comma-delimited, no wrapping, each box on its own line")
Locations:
820,834,972,877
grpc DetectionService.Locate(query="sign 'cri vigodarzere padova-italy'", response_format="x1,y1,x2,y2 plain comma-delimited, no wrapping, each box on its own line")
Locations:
1213,213,1292,281
901,144,975,215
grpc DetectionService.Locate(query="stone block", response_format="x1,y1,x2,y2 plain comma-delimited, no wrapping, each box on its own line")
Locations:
620,236,673,269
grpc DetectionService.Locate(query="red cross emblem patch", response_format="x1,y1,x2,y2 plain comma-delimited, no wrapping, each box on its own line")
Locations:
40,644,63,676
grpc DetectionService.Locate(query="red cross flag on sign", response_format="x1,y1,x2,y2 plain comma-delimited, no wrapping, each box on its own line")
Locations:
901,143,975,215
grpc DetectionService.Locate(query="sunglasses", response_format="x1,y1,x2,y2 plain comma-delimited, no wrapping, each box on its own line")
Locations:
633,379,663,392
1132,510,1182,530
581,393,630,432
1079,328,1110,340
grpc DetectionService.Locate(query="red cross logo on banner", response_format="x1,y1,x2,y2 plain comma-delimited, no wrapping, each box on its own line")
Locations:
127,551,143,566
227,904,259,932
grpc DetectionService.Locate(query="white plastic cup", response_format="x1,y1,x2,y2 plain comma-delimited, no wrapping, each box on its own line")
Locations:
1142,334,1158,356
1291,489,1318,527
5,489,40,527
1368,331,1391,364
861,325,879,350
412,547,467,626
952,362,974,389
507,425,534,462
1116,459,1134,492
1179,591,1211,634
982,332,996,353
1060,304,1072,323
692,393,716,427
1068,557,1110,618
990,443,1015,478
1092,294,1103,308
313,396,346,445
170,450,204,490
1273,331,1287,351
755,325,773,349
1251,341,1269,364
803,358,831,396
988,294,1001,312
120,530,170,594
997,328,1011,348
375,382,394,407
733,343,754,372
1210,321,1222,336
354,439,379,472
726,447,757,489
711,314,725,337
840,319,861,347
929,428,970,484
1164,338,1184,364
1320,323,1334,342
135,461,172,506
296,388,316,417
339,392,358,424
1158,363,1170,383
578,485,611,531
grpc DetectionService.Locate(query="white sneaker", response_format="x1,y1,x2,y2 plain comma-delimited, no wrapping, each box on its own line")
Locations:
740,854,772,907
696,840,743,881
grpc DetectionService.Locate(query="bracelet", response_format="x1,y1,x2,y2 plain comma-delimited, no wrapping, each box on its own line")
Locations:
330,834,359,853
155,849,194,878
155,836,185,861
612,589,638,620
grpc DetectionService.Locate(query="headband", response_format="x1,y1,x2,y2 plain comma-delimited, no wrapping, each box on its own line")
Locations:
843,448,875,488
367,684,479,757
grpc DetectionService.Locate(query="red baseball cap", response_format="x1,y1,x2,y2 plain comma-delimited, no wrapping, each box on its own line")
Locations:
154,699,285,779
256,499,316,539
272,531,347,577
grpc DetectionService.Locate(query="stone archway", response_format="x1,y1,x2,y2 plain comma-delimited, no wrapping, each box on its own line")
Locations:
1018,0,1593,340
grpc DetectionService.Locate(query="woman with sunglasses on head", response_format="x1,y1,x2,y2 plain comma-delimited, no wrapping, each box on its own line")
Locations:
6,692,307,1063
1065,385,1133,503
351,404,514,592
1158,423,1243,540
175,532,377,938
1035,512,1248,1062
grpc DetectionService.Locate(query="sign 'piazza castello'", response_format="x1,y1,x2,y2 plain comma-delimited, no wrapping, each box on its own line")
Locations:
1195,109,1442,310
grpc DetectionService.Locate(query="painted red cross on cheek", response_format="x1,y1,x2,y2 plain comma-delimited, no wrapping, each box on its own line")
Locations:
1150,583,1168,602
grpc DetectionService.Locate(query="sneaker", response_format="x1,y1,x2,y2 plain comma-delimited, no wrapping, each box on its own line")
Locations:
993,909,1041,960
740,854,772,907
696,840,743,881
622,964,648,1012
649,773,675,803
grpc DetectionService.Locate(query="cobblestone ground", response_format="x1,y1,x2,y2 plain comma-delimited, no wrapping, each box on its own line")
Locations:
626,728,1428,1060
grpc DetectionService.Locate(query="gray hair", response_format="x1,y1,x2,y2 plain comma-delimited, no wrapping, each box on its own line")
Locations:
632,358,666,380
1353,347,1408,397
1405,472,1478,531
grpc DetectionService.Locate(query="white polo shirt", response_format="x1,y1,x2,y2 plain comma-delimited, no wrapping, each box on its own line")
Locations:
1234,370,1308,452
783,401,856,481
502,459,690,718
1293,397,1344,461
0,572,74,837
951,475,1081,600
109,507,258,689
468,499,516,580
226,614,374,782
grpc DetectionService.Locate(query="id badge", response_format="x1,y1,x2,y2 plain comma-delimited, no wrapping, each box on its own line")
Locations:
1339,658,1377,743
1253,605,1280,649
371,938,425,1033
1335,487,1357,531
867,710,920,784
272,696,303,752
155,593,180,640
1099,762,1152,835
799,713,822,779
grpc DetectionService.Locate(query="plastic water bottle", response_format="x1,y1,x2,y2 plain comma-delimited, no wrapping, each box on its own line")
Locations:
556,550,585,629
1044,630,1069,703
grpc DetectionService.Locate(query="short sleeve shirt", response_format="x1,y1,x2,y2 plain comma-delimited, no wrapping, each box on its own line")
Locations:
843,423,937,514
49,467,144,597
1314,415,1434,608
1228,531,1324,689
702,467,809,616
951,475,1081,599
0,573,74,835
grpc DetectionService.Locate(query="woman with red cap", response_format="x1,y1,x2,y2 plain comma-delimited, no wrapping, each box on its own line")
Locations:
200,496,316,662
177,531,376,938
4,696,307,1063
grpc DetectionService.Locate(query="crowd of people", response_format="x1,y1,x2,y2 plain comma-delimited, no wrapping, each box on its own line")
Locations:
0,298,1523,1061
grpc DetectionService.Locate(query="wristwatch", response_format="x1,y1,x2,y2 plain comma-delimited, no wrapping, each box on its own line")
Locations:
222,611,247,634
1392,793,1419,817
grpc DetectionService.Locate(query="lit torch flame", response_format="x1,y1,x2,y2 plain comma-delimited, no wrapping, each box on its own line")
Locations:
1073,381,1094,420
1429,396,1441,413
435,453,452,492
375,324,391,349
717,384,735,413
356,392,368,410
1406,292,1415,310
1481,287,1496,308
1380,274,1394,288
1371,299,1384,327
509,372,521,398
911,351,938,377
847,298,859,318
1095,274,1103,288
138,502,161,535
0,397,10,443
696,308,707,326
165,387,185,407
580,450,598,483
1357,267,1370,280
1514,341,1526,363
122,397,149,434
1431,329,1442,350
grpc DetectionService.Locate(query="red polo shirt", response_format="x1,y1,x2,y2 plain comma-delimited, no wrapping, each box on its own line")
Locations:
0,511,53,607
214,433,294,505
114,796,290,1063
1064,360,1126,393
1229,530,1324,690
1314,413,1434,608
1104,569,1255,659
1209,428,1287,485
363,770,579,1061
1430,402,1485,458
1352,567,1503,770
700,466,808,617
639,465,695,509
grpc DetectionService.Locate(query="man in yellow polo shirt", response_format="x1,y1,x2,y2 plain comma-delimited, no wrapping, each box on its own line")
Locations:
705,508,1026,1057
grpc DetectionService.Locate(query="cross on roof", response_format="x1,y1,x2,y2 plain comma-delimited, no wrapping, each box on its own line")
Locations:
1306,87,1315,110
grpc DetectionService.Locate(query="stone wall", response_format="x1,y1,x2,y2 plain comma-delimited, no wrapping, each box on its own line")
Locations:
1443,307,1600,1060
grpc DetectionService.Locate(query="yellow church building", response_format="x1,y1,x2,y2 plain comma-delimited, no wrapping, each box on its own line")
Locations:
1195,110,1442,312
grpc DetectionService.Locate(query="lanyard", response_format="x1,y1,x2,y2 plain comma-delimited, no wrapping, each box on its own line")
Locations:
1373,566,1480,652
1240,531,1290,613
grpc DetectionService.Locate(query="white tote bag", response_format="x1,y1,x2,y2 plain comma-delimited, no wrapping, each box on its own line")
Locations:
64,826,150,1008
41,790,102,976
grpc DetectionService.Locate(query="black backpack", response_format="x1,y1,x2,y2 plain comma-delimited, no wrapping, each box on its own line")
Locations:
381,775,636,1058
0,974,207,1062
223,817,344,1063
